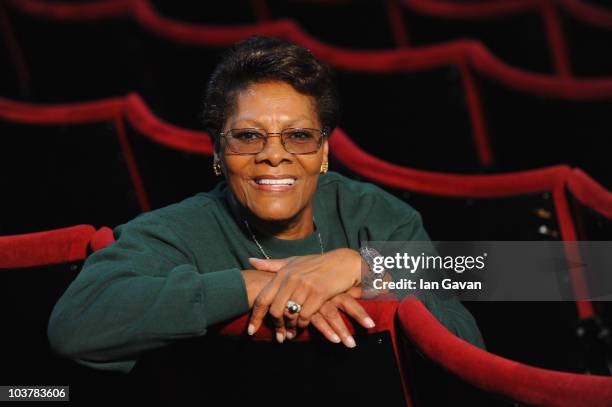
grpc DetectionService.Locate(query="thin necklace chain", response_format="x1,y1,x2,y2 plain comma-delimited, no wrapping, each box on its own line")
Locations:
243,217,324,260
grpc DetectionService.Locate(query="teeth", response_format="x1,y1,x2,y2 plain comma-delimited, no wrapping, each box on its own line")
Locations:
256,178,295,185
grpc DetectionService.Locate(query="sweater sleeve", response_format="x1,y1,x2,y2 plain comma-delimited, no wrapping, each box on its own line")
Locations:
47,213,249,373
388,211,486,350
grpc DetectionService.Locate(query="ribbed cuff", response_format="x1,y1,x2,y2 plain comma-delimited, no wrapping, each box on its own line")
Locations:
200,268,249,327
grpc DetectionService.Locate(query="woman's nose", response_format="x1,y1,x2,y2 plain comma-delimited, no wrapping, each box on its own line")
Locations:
256,134,292,165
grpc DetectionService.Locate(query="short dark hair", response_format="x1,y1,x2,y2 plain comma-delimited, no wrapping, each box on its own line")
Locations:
202,36,340,144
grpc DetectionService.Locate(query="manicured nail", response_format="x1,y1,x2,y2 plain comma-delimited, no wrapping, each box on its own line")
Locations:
276,332,285,343
331,334,341,343
247,324,255,335
346,336,356,348
286,331,295,340
364,317,375,328
248,257,260,262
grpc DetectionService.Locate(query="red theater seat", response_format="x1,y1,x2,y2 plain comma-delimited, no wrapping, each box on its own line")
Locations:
400,0,557,74
398,299,612,407
2,0,133,102
131,300,411,406
559,0,612,77
266,0,404,48
0,97,143,234
121,94,218,209
473,71,612,188
335,64,480,173
567,168,612,241
85,217,411,405
328,128,608,374
566,168,612,348
0,225,129,402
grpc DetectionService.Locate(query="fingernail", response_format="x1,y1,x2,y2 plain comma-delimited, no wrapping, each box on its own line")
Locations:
248,257,259,262
364,318,375,328
247,324,255,335
331,334,341,343
346,336,356,348
286,331,294,340
276,332,285,343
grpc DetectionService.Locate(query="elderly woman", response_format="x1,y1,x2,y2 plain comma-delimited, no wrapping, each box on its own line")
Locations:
48,36,483,374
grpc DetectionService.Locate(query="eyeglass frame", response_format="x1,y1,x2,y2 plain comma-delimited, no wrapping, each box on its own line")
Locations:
218,127,329,155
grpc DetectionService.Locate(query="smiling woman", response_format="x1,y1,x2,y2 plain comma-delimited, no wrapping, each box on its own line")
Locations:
47,36,484,375
217,81,327,229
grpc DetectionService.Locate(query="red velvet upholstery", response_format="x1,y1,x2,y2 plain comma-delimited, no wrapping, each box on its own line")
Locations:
568,168,612,221
0,224,92,380
124,93,212,155
398,298,612,407
89,226,115,252
0,224,95,268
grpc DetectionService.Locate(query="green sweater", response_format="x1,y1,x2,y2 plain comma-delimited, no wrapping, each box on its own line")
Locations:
48,171,484,373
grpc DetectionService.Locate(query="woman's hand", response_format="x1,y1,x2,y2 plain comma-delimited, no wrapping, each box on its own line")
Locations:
240,269,278,308
246,248,364,341
306,289,375,348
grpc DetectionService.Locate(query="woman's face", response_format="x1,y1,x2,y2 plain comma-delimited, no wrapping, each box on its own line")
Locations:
217,81,329,223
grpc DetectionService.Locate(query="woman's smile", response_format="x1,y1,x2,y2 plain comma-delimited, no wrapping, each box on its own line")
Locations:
250,174,298,192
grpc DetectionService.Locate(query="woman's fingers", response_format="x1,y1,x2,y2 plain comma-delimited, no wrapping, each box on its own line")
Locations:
319,301,356,348
248,273,285,335
297,293,326,322
332,294,375,329
310,313,341,344
281,284,309,335
267,273,302,328
274,325,287,343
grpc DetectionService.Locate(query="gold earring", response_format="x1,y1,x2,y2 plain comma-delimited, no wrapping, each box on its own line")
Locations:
320,161,328,174
213,160,222,176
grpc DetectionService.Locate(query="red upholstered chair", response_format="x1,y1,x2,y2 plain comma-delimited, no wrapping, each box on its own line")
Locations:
130,299,412,406
328,128,607,374
566,168,612,367
334,62,480,174
120,94,217,209
0,96,144,234
471,66,612,188
558,0,612,77
567,168,612,242
400,0,558,74
265,0,405,48
88,222,412,405
397,298,612,407
1,0,133,102
0,224,127,401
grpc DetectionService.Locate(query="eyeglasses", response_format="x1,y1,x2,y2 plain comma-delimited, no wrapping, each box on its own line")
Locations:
220,128,326,155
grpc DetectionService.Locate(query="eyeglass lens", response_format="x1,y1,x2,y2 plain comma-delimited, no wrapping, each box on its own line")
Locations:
224,129,323,154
